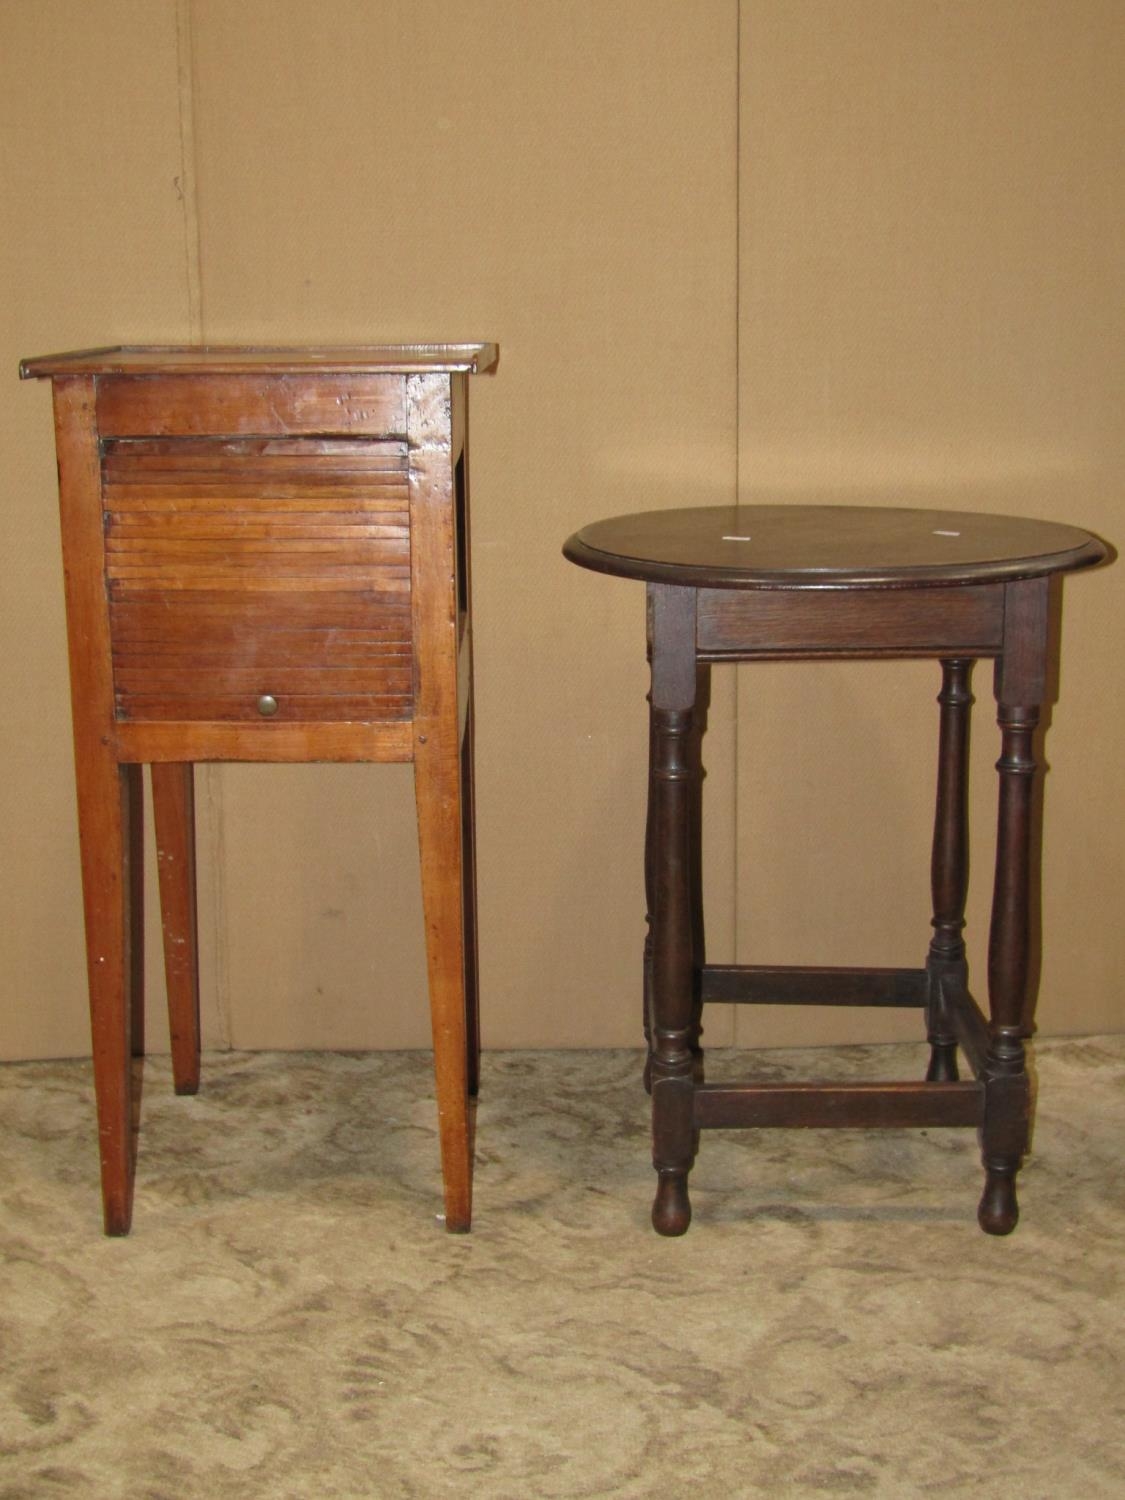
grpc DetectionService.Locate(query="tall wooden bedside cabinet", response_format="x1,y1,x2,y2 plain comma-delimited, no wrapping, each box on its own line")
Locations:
20,344,497,1234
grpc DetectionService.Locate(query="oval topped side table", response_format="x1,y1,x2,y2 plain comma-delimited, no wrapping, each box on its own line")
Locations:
564,504,1110,1235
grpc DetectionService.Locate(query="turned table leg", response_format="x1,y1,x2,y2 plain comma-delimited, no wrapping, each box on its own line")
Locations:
980,701,1039,1233
643,664,706,1098
980,577,1051,1235
648,585,701,1236
926,659,974,1082
687,667,708,1081
642,688,657,1094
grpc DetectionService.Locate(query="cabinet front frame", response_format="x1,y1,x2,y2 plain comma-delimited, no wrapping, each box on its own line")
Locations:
51,368,470,768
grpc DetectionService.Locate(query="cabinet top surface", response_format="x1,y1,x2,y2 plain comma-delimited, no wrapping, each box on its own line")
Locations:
19,343,498,378
563,506,1110,589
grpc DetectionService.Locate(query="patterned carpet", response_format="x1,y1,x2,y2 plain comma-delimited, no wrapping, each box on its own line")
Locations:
1,1037,1123,1499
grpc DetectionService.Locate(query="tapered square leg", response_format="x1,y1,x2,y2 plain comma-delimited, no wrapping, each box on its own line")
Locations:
407,371,479,1231
459,701,482,1099
74,749,141,1236
151,763,201,1096
127,764,145,1063
414,729,475,1233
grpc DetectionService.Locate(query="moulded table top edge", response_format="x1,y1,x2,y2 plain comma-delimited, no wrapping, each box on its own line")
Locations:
563,505,1110,590
19,343,500,379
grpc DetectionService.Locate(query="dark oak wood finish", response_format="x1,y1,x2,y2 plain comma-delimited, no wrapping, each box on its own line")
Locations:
695,1080,983,1131
566,505,1103,588
926,659,974,1083
23,345,497,1235
700,965,928,1007
564,504,1109,1235
646,586,701,1234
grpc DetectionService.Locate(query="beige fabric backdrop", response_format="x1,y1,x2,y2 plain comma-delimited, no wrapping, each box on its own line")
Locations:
1,0,1120,1060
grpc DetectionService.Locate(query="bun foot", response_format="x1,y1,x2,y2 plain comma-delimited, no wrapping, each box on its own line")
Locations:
978,1165,1020,1235
652,1171,691,1236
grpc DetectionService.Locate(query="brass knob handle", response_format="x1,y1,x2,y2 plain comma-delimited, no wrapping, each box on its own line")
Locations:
256,694,279,717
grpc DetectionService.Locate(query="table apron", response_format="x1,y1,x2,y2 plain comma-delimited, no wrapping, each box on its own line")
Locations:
113,718,414,763
696,583,1004,658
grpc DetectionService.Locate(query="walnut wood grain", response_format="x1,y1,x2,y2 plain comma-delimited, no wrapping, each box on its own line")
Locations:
52,377,138,1235
409,372,475,1233
21,343,498,377
452,389,478,1103
118,693,413,723
110,592,411,639
96,374,407,439
151,764,200,1096
115,720,414,764
26,346,494,1235
104,436,413,724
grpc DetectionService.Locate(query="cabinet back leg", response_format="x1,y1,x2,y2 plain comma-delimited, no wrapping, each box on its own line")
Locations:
415,735,474,1232
459,702,481,1099
127,765,145,1062
152,762,201,1096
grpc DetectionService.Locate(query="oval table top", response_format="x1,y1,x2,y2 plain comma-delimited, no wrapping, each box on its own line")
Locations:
563,505,1108,589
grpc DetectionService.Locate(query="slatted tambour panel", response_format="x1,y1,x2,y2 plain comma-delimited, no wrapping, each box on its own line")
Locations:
102,437,413,722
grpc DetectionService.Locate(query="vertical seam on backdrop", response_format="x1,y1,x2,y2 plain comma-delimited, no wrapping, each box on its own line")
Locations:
734,0,742,510
174,0,203,339
732,0,743,1019
175,0,231,1050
